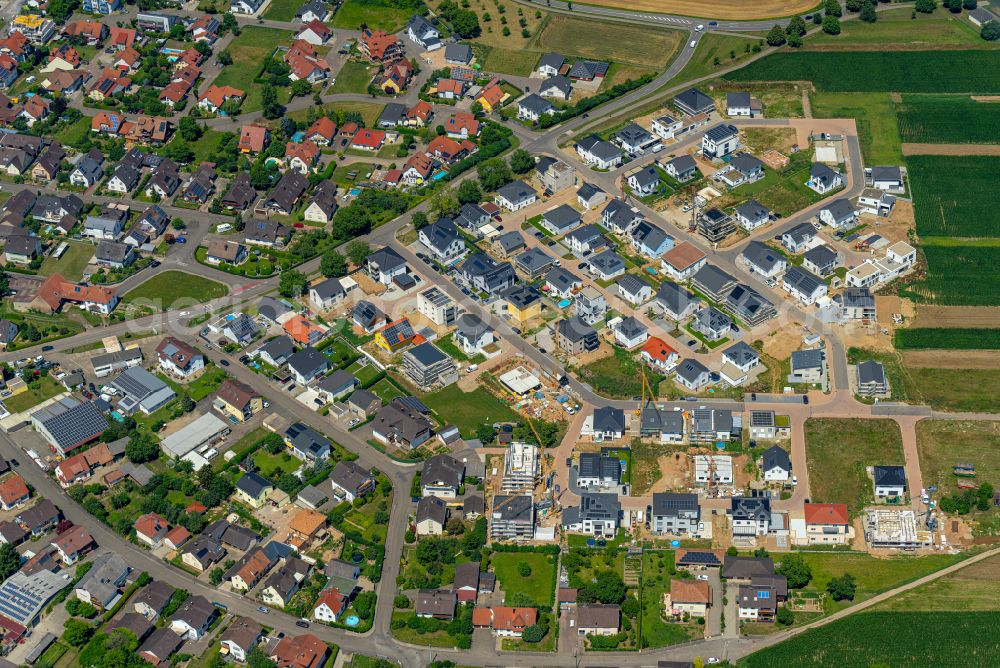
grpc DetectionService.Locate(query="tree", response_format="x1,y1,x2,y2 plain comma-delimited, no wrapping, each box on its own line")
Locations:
178,116,203,142
353,591,377,619
209,567,224,585
247,647,277,668
846,0,864,10
517,561,532,577
776,605,794,626
218,50,233,66
509,148,534,174
947,0,962,11
0,544,19,581
261,84,285,120
411,211,430,230
824,0,843,15
915,0,937,12
589,570,627,604
860,2,877,22
126,432,159,464
786,15,807,35
457,179,482,205
822,15,841,34
278,270,307,297
477,157,513,192
964,0,978,8
475,424,496,444
171,217,186,230
788,33,803,47
766,24,787,46
450,9,481,37
430,189,459,219
346,240,370,265
726,546,738,556
776,553,813,589
827,573,857,601
320,249,347,277
522,624,545,642
0,270,8,297
63,619,94,647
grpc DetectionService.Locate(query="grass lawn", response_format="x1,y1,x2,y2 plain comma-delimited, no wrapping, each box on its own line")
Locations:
804,8,993,51
492,552,556,607
874,553,1000,612
253,449,301,478
331,0,411,32
421,384,520,438
576,347,664,400
797,551,971,613
640,551,702,647
710,82,805,119
331,60,374,94
532,15,684,68
3,375,64,414
668,32,760,86
434,333,486,364
51,116,92,148
289,102,384,128
161,131,227,167
261,0,299,21
186,367,229,401
214,27,294,113
390,611,460,647
332,163,379,186
916,420,1000,532
124,270,228,311
501,611,557,651
323,338,360,366
39,240,94,282
345,360,381,386
811,91,903,166
805,418,904,516
369,377,404,404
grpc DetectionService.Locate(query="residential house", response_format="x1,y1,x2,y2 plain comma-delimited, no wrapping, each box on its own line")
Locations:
781,222,817,254
402,342,457,389
51,525,95,564
577,182,606,210
562,493,620,538
330,461,374,503
156,337,204,378
651,114,682,140
419,218,466,263
734,199,771,232
576,604,620,637
454,313,494,355
286,346,330,385
370,398,433,450
663,154,698,181
494,180,537,211
630,219,674,258
730,497,771,537
640,336,679,374
416,495,448,536
617,274,652,306
555,316,599,355
219,617,263,662
701,124,739,159
460,253,516,294
857,360,888,397
614,316,648,349
808,162,842,195
489,494,534,541
674,358,712,391
818,198,856,229
517,93,554,122
667,579,711,619
660,242,707,281
802,245,840,277
656,282,700,322
407,13,440,49
762,446,791,482
169,595,218,640
803,503,851,545
789,348,825,384
782,265,828,305
588,249,626,282
873,465,906,499
651,492,700,535
366,246,408,285
234,472,273,509
576,135,622,169
214,379,262,423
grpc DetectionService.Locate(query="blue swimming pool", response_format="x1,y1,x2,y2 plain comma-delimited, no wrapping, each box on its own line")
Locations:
344,615,360,627
291,131,305,142
225,314,236,321
431,170,447,181
558,298,571,308
349,188,362,196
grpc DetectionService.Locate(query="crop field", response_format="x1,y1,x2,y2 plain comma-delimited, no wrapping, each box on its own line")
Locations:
742,611,1000,667
532,16,684,68
804,8,991,51
805,418,904,515
811,92,902,165
876,554,1000,612
903,245,1000,306
907,155,1000,238
894,328,1000,350
916,420,1000,497
579,0,815,20
470,44,539,77
897,95,1000,144
668,33,759,86
724,51,1000,93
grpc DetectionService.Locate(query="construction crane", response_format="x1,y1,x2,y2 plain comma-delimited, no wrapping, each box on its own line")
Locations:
634,368,652,417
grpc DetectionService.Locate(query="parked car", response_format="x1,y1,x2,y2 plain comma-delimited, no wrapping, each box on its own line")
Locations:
219,359,230,367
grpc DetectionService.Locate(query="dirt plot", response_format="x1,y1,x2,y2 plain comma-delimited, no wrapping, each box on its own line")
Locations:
758,323,804,361
741,127,798,154
902,143,1000,156
583,0,816,19
903,350,1000,369
911,305,1000,329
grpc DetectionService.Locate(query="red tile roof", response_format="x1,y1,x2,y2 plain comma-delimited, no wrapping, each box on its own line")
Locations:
641,336,677,363
804,503,849,526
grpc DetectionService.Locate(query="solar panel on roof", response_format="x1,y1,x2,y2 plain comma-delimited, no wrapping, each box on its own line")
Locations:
679,551,721,565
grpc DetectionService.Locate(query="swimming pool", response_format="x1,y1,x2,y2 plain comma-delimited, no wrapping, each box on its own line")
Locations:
291,131,305,142
225,314,236,321
344,615,360,627
431,170,447,181
558,298,571,308
349,188,362,196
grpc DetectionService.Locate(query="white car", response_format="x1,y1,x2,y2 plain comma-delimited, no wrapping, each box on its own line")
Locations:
690,40,697,48
697,574,709,581
695,24,704,31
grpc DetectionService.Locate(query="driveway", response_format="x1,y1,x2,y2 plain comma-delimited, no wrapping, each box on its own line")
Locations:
706,567,723,637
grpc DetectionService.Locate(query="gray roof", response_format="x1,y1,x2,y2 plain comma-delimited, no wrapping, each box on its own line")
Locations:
318,369,358,394
503,284,541,310
857,359,886,385
705,123,738,143
568,59,608,79
616,122,652,146
491,494,533,522
422,218,460,255
422,453,464,488
783,265,825,296
575,492,620,522
259,335,295,362
287,346,329,378
578,453,621,482
331,460,372,493
109,366,174,407
236,471,272,498
791,348,824,371
96,240,131,263
577,603,620,630
577,182,604,201
496,180,537,204
810,162,840,187
727,91,751,108
352,300,381,329
692,264,736,295
543,203,581,231
546,266,581,292
730,497,771,523
731,153,763,176
656,281,697,316
538,52,565,70
456,312,491,340
540,75,573,97
348,389,379,410
783,222,816,245
762,445,791,473
842,287,875,309
444,43,472,63
736,199,770,223
406,341,449,367
75,552,129,607
495,230,525,254
589,249,625,276
558,316,596,343
515,246,554,274
416,495,448,526
722,555,773,579
577,135,621,161
367,246,407,273
296,484,328,508
667,154,697,174
284,422,331,459
311,276,345,300
675,358,710,384
652,492,699,517
593,406,625,434
31,398,108,451
674,87,714,113
615,316,647,339
630,165,659,189
742,241,784,272
224,313,259,341
631,220,670,252
874,465,906,488
870,166,902,183
617,274,649,297
565,223,603,247
822,198,856,222
803,244,838,272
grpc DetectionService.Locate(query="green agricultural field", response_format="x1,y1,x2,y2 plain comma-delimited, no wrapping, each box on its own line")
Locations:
331,60,375,94
39,241,94,282
421,384,520,438
811,92,902,165
742,611,1000,667
492,552,557,607
668,32,760,85
805,418,904,515
331,0,411,32
124,271,228,310
532,15,684,67
214,27,294,113
903,245,1000,306
724,51,1000,93
803,7,991,51
896,95,1000,144
894,328,1000,350
916,420,1000,507
907,155,1000,238
875,554,1000,612
470,44,539,77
